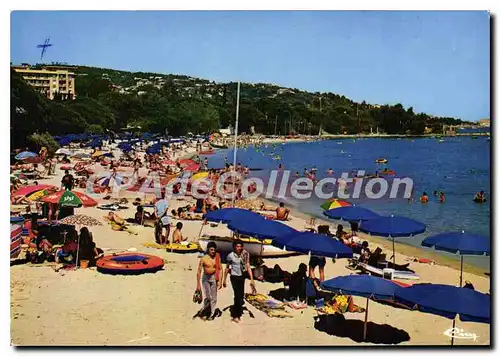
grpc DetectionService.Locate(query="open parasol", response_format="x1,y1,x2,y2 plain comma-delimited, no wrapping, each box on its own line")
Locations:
59,214,103,227
320,199,352,211
41,190,98,207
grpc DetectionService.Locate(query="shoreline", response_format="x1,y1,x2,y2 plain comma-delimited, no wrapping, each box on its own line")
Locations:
198,145,490,278
261,197,489,277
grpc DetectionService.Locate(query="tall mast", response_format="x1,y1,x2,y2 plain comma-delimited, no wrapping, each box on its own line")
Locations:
231,82,241,207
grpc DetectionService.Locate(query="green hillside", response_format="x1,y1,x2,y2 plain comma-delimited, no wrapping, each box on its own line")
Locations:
11,63,468,148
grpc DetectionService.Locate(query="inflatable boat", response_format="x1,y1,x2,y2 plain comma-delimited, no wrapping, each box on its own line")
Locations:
96,253,164,275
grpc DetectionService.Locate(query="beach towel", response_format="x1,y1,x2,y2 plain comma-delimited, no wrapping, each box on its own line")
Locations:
245,293,293,318
316,295,365,315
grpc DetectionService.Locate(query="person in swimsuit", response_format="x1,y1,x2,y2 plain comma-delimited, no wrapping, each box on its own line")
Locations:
420,192,429,204
327,168,333,176
439,192,445,203
196,242,222,320
275,202,290,221
172,222,186,243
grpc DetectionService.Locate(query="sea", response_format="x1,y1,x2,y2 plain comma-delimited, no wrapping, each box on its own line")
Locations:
207,136,491,270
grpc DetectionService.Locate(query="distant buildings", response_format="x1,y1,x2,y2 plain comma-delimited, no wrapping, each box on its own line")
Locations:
479,118,490,127
12,64,76,100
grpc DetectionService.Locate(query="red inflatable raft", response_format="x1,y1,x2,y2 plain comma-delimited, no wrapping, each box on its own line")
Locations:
96,252,164,275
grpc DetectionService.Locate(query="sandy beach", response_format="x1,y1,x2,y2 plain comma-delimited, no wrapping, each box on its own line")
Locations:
10,144,490,346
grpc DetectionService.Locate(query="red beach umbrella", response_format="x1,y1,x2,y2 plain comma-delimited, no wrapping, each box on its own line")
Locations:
41,190,98,207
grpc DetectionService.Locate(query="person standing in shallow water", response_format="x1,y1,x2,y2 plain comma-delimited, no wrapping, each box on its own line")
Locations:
196,241,222,320
223,241,256,323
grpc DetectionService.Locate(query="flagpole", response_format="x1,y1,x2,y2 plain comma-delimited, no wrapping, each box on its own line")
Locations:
231,82,241,208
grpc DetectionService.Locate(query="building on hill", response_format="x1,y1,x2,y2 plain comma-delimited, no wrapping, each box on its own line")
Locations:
479,118,490,127
12,64,76,100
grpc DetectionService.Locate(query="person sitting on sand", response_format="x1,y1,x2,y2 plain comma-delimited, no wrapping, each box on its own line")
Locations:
275,202,290,221
172,222,187,244
78,227,103,267
55,230,79,264
134,205,153,225
420,192,429,204
336,224,348,244
359,241,371,263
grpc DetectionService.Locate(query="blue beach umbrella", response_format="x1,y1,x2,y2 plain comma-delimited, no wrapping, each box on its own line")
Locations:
422,231,490,287
15,151,38,160
321,275,404,340
272,231,353,258
203,208,263,224
395,283,490,345
228,217,297,240
359,215,426,264
324,206,381,223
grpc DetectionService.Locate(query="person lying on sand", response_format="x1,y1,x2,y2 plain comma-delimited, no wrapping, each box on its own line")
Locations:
275,202,290,221
104,212,138,235
260,202,275,211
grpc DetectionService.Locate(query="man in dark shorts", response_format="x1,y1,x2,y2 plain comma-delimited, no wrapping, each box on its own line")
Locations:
61,170,74,191
308,255,326,282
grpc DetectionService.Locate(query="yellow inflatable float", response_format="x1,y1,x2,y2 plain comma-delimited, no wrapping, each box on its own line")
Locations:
142,242,200,253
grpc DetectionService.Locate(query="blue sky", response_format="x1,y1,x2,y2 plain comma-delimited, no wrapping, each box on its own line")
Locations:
11,11,490,121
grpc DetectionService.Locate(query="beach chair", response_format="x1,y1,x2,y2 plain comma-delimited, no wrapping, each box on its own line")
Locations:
304,217,317,232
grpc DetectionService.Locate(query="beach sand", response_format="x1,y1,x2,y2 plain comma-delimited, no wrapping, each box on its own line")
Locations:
10,144,490,346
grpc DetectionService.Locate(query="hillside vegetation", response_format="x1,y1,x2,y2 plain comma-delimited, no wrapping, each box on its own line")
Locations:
11,63,467,148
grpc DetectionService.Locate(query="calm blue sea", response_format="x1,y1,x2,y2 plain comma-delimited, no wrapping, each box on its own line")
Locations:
207,137,491,270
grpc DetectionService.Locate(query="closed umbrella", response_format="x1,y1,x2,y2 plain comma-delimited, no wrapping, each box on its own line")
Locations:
323,205,380,223
272,231,353,258
359,215,426,264
321,275,404,340
395,283,490,345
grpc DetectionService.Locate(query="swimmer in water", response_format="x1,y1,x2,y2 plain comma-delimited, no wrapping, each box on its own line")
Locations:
420,192,429,204
439,192,445,203
295,171,300,178
433,190,439,196
474,190,486,203
311,166,317,173
327,168,333,176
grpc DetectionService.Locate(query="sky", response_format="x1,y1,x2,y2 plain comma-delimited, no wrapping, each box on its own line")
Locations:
10,11,490,121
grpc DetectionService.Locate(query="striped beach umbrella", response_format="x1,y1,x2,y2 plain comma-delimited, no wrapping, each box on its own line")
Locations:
41,190,98,207
320,199,352,211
